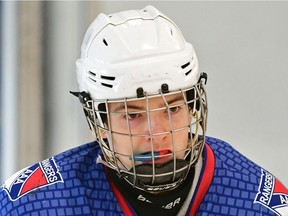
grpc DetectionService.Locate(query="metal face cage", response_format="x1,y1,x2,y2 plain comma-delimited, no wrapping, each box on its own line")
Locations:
80,81,207,193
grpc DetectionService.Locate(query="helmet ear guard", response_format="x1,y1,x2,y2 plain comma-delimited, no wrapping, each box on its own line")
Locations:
70,91,91,105
70,91,104,132
70,91,92,122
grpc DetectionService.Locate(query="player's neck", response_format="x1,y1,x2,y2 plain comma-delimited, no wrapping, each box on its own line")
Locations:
106,165,195,216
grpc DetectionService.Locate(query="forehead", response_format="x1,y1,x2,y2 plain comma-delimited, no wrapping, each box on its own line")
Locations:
109,92,186,112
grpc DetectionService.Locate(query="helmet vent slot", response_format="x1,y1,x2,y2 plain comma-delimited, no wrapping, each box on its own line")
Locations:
181,62,190,69
101,83,113,88
181,62,192,76
103,39,108,46
89,77,96,82
88,71,96,82
101,75,115,81
185,69,192,76
89,71,96,76
101,75,115,88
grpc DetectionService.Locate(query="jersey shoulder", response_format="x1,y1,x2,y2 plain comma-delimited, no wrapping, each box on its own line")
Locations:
0,141,121,215
206,136,261,175
199,136,288,216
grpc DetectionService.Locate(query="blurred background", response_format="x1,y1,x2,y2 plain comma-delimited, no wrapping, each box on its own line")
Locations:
1,1,287,184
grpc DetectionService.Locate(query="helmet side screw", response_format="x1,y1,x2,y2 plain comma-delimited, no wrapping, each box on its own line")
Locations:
161,83,169,94
136,87,145,98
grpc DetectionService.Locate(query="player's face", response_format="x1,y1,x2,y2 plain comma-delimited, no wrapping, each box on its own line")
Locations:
104,92,192,170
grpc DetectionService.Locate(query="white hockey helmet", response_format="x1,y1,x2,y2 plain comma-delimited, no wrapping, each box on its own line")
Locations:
75,5,208,193
76,5,199,101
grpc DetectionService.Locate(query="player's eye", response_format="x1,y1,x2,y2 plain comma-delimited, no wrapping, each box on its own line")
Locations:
168,106,181,113
124,113,140,120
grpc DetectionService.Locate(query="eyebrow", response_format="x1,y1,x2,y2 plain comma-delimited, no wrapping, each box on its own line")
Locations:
166,95,185,105
110,94,185,113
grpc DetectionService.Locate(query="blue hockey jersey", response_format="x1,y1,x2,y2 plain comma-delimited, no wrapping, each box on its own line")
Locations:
1,137,288,215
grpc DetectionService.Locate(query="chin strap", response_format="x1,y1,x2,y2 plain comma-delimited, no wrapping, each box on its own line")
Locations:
124,159,190,194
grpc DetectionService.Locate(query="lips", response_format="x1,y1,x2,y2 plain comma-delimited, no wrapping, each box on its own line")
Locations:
130,150,172,163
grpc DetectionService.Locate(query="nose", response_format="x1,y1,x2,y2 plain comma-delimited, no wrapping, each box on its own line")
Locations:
144,112,170,144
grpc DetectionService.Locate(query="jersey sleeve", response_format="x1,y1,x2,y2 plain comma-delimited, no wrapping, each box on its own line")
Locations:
198,137,288,216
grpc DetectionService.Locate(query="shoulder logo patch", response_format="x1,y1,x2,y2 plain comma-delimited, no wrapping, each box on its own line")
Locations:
3,157,64,201
254,168,288,215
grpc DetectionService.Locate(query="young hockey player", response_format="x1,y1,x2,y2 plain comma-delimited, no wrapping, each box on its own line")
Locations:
1,5,287,215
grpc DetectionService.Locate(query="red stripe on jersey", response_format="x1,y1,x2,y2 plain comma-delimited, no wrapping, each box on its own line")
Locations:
106,168,135,216
189,143,215,215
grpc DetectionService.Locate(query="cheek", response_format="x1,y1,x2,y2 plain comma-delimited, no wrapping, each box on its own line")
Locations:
171,109,191,131
109,115,143,134
112,133,145,154
174,129,189,147
108,115,146,156
109,134,138,169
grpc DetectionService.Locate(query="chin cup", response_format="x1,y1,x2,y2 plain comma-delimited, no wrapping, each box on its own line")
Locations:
125,159,189,193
